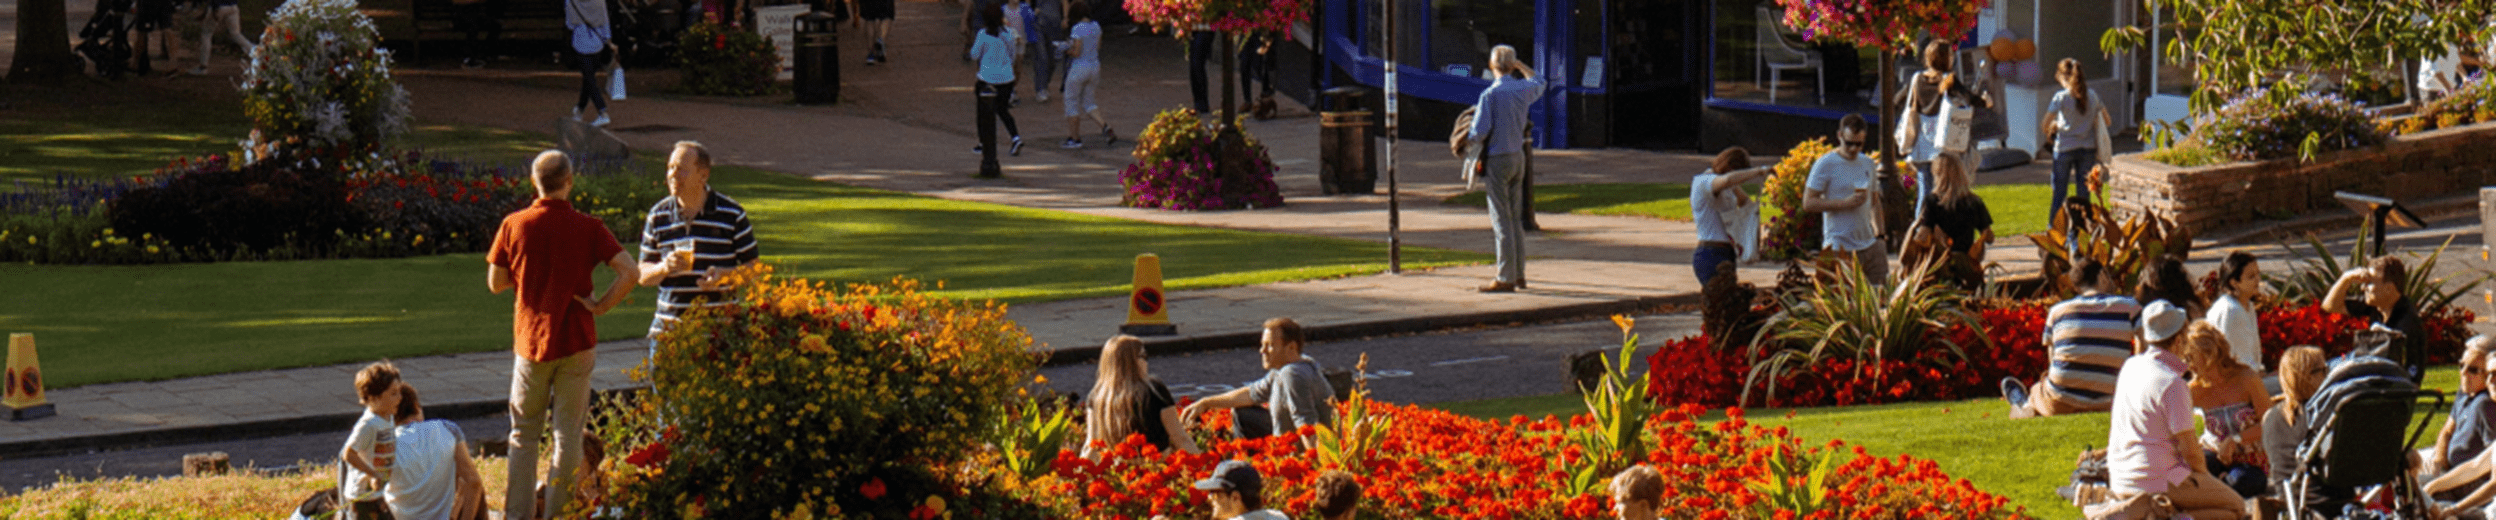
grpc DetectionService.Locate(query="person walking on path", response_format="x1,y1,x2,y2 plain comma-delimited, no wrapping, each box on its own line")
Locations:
486,150,637,520
1023,0,1064,102
1058,1,1115,149
1179,318,1335,443
187,0,256,75
1460,44,1544,293
1801,114,1887,285
453,0,504,69
637,142,760,342
564,0,615,127
2042,58,2109,218
1894,39,1991,225
849,0,896,64
970,4,1025,156
1690,147,1771,285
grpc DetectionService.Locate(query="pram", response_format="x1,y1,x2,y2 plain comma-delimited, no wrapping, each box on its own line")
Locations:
73,0,137,78
2284,355,2445,519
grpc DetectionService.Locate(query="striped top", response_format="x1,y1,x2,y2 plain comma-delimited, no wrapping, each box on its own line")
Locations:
639,191,758,337
2042,293,2141,410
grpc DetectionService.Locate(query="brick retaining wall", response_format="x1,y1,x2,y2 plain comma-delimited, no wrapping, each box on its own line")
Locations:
2104,122,2496,233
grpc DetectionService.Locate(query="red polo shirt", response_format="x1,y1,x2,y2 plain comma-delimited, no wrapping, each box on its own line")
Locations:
488,198,624,362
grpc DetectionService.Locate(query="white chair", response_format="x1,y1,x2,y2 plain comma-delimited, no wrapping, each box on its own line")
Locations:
1755,6,1824,104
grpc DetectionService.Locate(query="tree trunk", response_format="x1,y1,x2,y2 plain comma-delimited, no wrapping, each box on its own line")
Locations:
8,0,81,83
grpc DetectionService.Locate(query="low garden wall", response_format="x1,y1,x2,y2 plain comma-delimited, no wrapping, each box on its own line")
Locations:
2103,121,2496,233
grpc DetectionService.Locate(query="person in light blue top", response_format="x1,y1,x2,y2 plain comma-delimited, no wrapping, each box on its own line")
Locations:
1057,1,1114,149
564,0,613,127
1462,44,1545,293
970,3,1024,156
1802,114,1887,285
2043,58,2109,218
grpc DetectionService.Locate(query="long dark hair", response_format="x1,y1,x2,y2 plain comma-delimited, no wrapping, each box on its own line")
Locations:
2136,254,2204,313
2058,58,2091,112
1067,0,1090,22
981,3,1005,37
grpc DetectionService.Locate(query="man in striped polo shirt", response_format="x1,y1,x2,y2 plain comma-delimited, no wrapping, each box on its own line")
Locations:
2005,257,2139,419
636,141,759,344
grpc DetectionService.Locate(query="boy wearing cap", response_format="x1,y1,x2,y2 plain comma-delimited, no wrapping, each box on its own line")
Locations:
1173,460,1289,520
2102,300,2245,520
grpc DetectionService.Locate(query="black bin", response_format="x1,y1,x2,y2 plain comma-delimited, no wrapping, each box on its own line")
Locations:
1319,86,1376,195
793,11,841,104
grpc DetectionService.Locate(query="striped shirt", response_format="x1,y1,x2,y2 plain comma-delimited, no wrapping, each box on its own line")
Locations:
639,191,758,337
2042,293,2141,410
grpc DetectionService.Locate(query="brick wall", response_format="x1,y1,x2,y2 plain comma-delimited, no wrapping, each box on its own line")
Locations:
2104,122,2496,233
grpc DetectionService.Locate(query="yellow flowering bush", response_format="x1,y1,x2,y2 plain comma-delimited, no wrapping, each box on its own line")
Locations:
592,264,1047,519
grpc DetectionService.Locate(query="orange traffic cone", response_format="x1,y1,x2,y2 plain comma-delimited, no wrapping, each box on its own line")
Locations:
6,333,54,420
1120,254,1178,336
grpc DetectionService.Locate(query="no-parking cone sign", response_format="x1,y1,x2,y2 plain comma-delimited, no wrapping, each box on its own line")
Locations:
1121,254,1178,336
6,333,55,420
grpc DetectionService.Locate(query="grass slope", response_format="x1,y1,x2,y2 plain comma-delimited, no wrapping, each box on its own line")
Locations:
1428,368,2464,519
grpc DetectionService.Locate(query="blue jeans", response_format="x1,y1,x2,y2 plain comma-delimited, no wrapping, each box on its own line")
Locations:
1030,38,1058,95
2051,150,2098,212
1694,243,1737,285
1485,152,1527,284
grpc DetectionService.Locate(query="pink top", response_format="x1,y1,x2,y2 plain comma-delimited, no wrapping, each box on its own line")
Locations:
2108,347,2195,495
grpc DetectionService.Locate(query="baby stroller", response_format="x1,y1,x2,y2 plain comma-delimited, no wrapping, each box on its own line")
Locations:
2284,355,2444,519
73,0,137,78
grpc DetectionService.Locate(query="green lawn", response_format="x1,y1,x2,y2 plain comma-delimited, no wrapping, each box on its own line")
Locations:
1427,368,2466,519
1445,183,2057,238
1,98,1486,387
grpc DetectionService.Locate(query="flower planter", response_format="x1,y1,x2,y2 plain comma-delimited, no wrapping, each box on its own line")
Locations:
2103,119,2496,233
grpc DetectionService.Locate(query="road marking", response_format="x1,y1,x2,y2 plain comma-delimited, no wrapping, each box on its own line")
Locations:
1429,355,1510,367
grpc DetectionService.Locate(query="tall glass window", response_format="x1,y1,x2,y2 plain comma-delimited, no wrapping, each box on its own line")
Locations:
1710,0,1877,109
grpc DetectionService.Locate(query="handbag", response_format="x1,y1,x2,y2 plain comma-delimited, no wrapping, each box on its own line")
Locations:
610,65,628,101
2093,105,2114,165
1937,95,1976,156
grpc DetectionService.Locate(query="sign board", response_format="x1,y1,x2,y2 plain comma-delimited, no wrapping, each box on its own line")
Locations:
756,5,809,81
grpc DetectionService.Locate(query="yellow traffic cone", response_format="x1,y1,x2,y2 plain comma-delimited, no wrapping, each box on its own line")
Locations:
1120,254,1178,336
6,333,55,421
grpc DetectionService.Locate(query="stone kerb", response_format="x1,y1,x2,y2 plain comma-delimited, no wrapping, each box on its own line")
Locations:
2104,121,2496,232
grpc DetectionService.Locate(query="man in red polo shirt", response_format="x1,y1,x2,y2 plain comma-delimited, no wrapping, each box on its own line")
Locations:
486,150,636,519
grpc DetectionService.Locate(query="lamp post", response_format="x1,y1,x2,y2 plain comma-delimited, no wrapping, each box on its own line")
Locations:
1384,0,1401,274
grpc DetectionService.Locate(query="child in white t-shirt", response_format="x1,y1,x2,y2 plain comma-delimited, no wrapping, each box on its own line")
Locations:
340,362,403,502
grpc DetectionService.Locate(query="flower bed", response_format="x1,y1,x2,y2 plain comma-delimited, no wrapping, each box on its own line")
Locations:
1119,108,1283,210
1648,301,2473,408
1017,402,2027,519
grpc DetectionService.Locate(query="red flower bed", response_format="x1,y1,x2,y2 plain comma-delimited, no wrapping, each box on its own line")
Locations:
1020,402,2027,519
1646,302,2472,408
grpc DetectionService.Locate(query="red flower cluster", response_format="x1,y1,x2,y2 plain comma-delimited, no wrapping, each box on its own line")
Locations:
1645,299,2477,409
1019,402,2028,519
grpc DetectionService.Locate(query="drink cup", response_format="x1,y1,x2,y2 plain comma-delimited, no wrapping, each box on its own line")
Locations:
670,242,695,273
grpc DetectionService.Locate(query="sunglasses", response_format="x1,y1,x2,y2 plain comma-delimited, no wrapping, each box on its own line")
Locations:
1839,140,1866,148
2471,366,2490,376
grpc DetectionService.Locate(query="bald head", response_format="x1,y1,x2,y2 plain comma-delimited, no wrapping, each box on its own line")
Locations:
531,150,573,199
1489,45,1521,77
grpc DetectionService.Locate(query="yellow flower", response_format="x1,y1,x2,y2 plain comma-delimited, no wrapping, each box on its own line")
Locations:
1610,314,1635,334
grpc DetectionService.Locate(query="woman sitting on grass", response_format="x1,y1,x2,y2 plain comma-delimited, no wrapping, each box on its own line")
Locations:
2261,345,2326,493
2105,302,2244,520
2182,320,2272,499
1082,335,1203,458
1905,153,1992,290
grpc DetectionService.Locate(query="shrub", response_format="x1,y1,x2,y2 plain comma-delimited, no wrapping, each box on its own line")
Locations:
1760,138,1830,260
1119,108,1284,210
2140,142,2226,167
108,150,360,254
239,0,411,155
1743,259,1989,405
591,264,1041,519
676,22,781,96
2194,87,2386,162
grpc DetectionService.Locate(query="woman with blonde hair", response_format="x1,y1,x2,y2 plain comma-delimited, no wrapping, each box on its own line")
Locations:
1905,153,1991,288
1081,335,1201,458
2262,346,2327,492
2181,321,2272,498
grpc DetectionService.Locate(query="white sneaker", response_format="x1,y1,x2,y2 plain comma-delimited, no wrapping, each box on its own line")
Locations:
186,66,209,76
590,114,610,127
571,107,582,122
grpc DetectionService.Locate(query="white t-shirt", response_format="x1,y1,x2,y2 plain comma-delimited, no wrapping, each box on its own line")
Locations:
342,411,396,499
2206,293,2263,371
387,420,467,520
1805,151,1880,251
1691,171,1738,244
2108,349,2195,495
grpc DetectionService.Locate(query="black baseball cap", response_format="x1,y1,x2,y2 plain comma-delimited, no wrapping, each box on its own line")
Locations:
1192,460,1262,493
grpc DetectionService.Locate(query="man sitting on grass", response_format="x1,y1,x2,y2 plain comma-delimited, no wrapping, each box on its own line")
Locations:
1180,318,1334,442
2002,257,2138,419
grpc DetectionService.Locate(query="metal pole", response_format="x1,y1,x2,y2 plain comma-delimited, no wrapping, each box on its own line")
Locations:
1385,0,1401,274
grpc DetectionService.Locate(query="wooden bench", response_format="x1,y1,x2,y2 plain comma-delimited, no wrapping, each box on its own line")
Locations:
407,0,572,62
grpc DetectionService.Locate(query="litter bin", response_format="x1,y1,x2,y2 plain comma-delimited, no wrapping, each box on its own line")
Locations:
1319,86,1376,195
793,11,841,105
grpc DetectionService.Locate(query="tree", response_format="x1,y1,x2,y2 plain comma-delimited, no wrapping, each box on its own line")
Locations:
7,0,80,83
2102,0,2496,114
